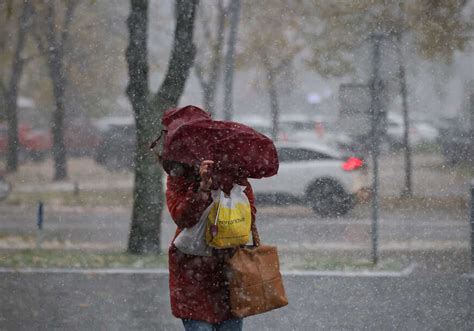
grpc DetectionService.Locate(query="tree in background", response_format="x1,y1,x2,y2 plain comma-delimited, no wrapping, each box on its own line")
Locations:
193,0,227,116
57,5,126,118
126,0,198,254
409,0,472,127
301,0,471,72
222,0,240,121
409,0,472,62
31,0,80,180
301,0,473,197
1,1,127,134
239,0,303,140
0,1,33,172
63,2,127,120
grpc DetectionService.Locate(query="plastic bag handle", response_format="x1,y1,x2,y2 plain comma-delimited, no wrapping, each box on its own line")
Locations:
213,190,222,226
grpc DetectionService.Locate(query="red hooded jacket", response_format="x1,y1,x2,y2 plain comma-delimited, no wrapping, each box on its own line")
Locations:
166,175,256,324
160,105,275,323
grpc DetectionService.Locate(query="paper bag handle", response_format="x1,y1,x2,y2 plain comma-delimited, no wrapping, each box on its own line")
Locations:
251,216,260,247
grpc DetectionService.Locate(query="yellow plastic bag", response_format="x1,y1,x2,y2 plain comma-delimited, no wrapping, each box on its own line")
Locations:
206,185,252,248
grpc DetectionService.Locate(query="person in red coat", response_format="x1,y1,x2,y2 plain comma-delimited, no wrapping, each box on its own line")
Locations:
166,160,256,331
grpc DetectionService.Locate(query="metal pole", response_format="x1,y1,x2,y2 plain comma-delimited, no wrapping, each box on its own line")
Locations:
396,34,412,198
37,201,44,230
370,34,383,265
36,201,44,248
222,0,241,121
73,181,80,196
470,180,474,271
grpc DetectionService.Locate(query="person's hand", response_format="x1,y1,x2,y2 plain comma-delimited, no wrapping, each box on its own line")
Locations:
199,160,214,193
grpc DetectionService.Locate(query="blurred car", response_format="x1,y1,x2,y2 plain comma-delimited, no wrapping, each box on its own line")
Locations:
413,121,439,142
0,120,101,162
93,116,136,171
249,141,369,217
439,119,473,166
64,120,102,157
386,112,439,149
279,114,355,152
0,121,52,162
232,114,291,140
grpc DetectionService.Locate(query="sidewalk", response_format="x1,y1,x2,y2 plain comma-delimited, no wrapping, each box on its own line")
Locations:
1,268,472,330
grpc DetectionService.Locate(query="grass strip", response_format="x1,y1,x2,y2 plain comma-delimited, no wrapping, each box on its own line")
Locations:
0,249,167,269
5,190,133,207
0,249,408,271
290,256,407,271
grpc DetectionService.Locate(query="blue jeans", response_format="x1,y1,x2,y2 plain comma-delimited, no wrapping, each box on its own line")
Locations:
182,318,243,331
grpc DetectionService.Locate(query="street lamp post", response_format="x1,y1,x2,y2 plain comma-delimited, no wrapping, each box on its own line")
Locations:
470,180,474,271
369,33,384,265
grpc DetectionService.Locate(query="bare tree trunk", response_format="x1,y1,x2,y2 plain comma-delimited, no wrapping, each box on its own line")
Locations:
5,87,20,173
222,0,240,121
204,0,226,116
126,0,154,254
268,75,280,141
470,91,474,152
127,0,198,254
50,1,76,181
262,54,280,141
5,1,31,172
470,92,474,134
396,33,412,198
32,0,78,181
0,87,6,120
194,0,226,116
50,68,68,180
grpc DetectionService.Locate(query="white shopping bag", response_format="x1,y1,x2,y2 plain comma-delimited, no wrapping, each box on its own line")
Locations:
173,190,220,256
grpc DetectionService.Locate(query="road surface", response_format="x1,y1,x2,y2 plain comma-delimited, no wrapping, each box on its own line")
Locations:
0,270,472,330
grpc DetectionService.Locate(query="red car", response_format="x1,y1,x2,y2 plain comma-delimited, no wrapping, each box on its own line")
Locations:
0,122,52,161
0,120,101,162
64,121,102,157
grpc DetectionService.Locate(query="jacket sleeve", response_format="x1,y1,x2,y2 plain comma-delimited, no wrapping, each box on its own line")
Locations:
166,176,211,229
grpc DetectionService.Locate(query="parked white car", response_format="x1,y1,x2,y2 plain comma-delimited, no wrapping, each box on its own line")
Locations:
249,142,369,216
386,112,439,148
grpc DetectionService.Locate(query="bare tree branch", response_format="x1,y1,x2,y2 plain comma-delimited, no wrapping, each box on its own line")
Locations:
0,81,6,99
125,0,149,114
152,0,198,107
4,0,32,172
222,0,231,17
31,30,46,54
59,0,80,54
8,0,32,92
197,2,213,47
21,52,47,64
274,58,292,75
222,0,240,120
459,0,469,10
29,0,79,180
205,0,226,114
45,0,57,50
194,0,226,114
194,61,208,90
5,0,13,19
